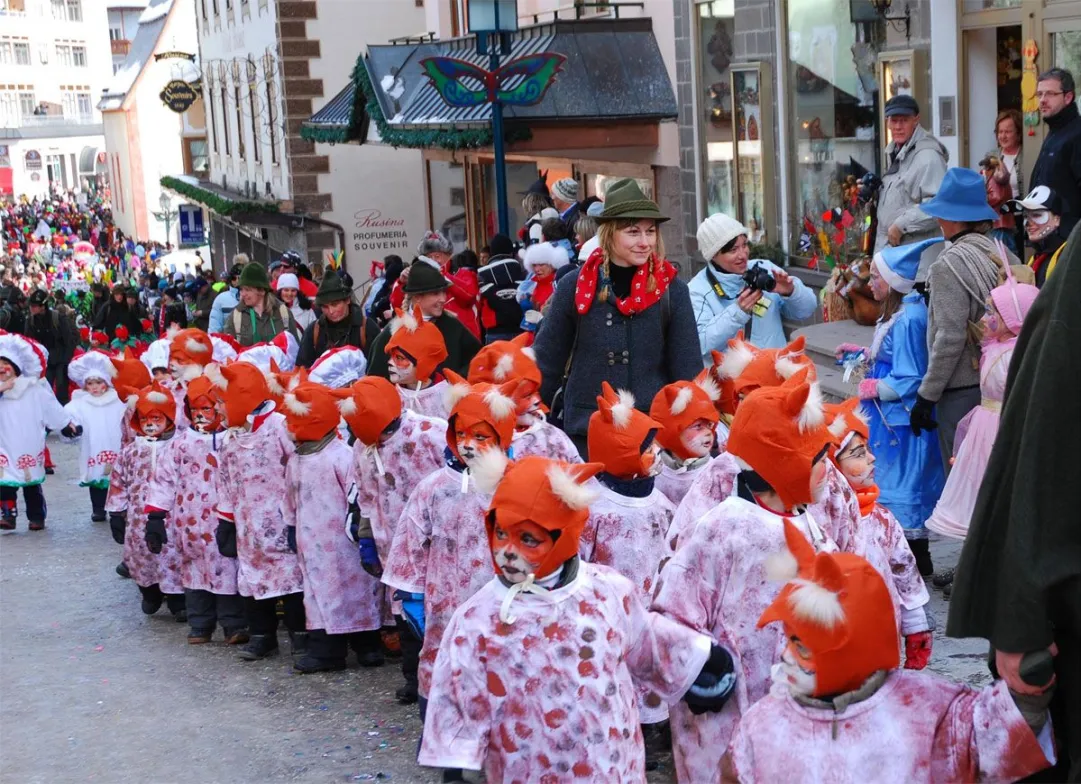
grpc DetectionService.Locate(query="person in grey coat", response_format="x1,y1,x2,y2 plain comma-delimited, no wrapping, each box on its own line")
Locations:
875,95,949,281
533,178,702,457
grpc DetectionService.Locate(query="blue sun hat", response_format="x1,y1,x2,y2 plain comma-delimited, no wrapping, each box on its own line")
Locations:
919,168,998,222
874,237,944,294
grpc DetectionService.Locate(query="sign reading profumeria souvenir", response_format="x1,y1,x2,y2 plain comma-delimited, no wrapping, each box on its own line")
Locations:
160,80,198,113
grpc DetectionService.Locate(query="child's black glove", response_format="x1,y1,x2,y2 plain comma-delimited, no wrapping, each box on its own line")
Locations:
109,513,126,545
145,512,167,554
286,525,297,554
60,423,82,439
215,518,237,558
683,644,736,715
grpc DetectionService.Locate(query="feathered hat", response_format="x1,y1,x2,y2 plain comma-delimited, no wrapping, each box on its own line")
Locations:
726,367,830,508
385,304,448,382
281,382,349,442
484,456,604,579
205,361,271,428
649,370,721,460
727,335,816,401
467,333,541,390
758,519,900,697
443,369,518,459
340,376,403,446
588,381,662,478
0,331,48,379
68,349,116,388
169,328,214,380
141,337,172,373
309,346,368,388
132,381,177,428
109,347,151,390
823,398,870,462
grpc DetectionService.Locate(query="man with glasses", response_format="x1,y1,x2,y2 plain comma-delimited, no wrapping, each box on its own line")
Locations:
1030,68,1081,237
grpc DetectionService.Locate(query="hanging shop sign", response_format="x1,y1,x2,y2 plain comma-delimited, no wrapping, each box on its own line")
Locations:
160,80,199,113
24,150,42,170
154,51,197,62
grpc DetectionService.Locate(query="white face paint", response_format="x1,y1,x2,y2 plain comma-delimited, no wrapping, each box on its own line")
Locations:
515,394,546,428
644,441,663,477
139,410,169,438
810,457,830,503
388,351,418,387
780,646,818,696
679,419,716,458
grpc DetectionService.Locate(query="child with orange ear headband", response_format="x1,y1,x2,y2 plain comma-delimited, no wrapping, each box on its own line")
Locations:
824,399,932,671
279,382,383,674
419,456,738,781
384,304,451,419
105,382,187,622
653,372,841,783
381,371,518,720
341,376,449,705
723,520,1053,783
141,376,247,646
650,370,721,507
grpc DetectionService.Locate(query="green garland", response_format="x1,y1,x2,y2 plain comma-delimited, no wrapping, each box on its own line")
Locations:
159,176,280,217
299,123,350,144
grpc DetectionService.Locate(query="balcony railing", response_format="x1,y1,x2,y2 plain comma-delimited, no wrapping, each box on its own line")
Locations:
111,39,130,56
1,113,98,130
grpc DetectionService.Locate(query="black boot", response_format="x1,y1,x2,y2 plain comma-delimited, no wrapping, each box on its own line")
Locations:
932,567,955,589
238,634,279,661
909,538,934,577
139,585,164,615
293,654,347,674
165,594,187,623
0,516,15,531
351,630,385,668
395,677,419,704
288,631,309,659
116,562,131,579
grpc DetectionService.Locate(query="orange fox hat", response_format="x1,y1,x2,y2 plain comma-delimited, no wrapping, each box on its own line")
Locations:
340,376,403,446
443,369,518,459
205,361,272,428
385,304,449,382
281,382,349,442
185,375,221,406
726,367,830,509
709,331,756,417
483,456,605,579
263,358,305,405
132,382,177,429
649,371,721,461
467,333,542,391
588,382,662,478
823,398,870,462
110,347,152,390
169,328,215,379
727,335,816,401
759,519,900,697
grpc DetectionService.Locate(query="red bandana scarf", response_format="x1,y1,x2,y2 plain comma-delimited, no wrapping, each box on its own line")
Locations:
574,247,677,317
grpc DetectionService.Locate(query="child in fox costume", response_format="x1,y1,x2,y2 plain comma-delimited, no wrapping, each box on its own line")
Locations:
651,372,722,507
722,520,1054,783
142,375,248,645
207,361,306,663
652,372,839,784
823,398,932,669
340,375,448,703
105,383,186,620
468,335,580,463
419,456,738,783
279,382,383,673
64,350,126,522
381,372,518,711
109,349,151,447
385,305,450,420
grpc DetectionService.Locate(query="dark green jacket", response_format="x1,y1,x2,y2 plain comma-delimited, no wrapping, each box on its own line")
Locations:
223,293,298,347
366,311,481,379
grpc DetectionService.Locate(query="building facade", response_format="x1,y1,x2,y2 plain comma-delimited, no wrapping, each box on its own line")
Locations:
107,1,147,74
0,0,113,198
99,0,205,244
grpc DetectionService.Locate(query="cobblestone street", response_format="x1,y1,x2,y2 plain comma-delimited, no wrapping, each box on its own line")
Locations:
1,437,989,784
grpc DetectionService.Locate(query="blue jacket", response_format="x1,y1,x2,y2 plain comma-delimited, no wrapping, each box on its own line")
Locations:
208,287,238,334
688,259,817,361
869,291,930,428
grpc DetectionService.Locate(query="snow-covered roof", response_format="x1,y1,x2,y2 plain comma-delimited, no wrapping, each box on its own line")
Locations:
98,0,174,111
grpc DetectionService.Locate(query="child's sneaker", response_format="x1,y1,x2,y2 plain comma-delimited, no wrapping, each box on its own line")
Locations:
28,520,44,531
0,517,15,531
188,629,214,644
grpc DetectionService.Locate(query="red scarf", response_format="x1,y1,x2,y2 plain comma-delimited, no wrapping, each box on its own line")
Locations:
574,247,677,317
855,485,881,518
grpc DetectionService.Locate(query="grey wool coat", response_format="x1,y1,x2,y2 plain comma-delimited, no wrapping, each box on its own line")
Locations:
533,268,703,439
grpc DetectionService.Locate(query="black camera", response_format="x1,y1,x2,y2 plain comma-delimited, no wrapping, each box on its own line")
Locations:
742,263,776,293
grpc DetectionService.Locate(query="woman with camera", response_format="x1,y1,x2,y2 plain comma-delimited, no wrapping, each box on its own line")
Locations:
533,179,701,458
689,214,816,362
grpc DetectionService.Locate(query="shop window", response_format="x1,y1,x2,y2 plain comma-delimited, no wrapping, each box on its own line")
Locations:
427,160,468,253
786,0,882,264
962,0,1019,10
1053,30,1081,77
695,0,736,220
186,139,209,175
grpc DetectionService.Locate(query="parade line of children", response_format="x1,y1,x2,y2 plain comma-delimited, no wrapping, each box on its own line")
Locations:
0,250,1056,782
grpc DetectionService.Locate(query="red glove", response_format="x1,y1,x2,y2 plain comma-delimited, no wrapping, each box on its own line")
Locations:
904,631,933,670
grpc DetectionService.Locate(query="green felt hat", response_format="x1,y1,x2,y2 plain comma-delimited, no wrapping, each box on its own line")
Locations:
315,271,351,305
596,178,668,223
237,262,271,290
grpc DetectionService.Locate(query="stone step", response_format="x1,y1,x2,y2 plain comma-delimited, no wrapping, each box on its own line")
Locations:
814,362,860,402
793,319,876,367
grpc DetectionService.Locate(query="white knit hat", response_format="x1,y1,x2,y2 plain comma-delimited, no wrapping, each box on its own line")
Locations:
697,213,749,262
523,242,570,273
551,178,579,203
276,272,300,291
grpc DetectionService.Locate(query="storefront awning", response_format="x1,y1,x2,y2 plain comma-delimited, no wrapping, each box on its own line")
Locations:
302,17,677,149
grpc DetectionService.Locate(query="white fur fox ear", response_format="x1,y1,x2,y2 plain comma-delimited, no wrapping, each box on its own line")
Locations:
469,448,509,494
165,324,181,339
146,391,169,404
483,387,516,421
695,373,721,402
337,396,357,416
796,382,825,433
445,380,472,411
788,579,845,628
765,548,799,582
546,463,597,511
186,337,209,354
205,362,228,390
282,392,311,416
610,389,636,429
827,414,849,441
669,386,694,416
264,371,285,397
390,308,419,334
719,341,755,380
493,353,515,381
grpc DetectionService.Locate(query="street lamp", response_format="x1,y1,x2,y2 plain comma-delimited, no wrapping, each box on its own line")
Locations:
469,0,518,237
152,190,178,247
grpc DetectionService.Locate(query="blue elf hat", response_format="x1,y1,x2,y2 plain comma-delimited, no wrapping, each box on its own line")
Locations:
873,237,944,294
919,168,999,222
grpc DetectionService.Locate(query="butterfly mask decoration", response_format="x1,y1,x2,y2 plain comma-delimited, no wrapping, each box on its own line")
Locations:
419,53,567,108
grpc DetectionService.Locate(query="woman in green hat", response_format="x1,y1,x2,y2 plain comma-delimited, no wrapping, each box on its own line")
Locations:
533,178,702,456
